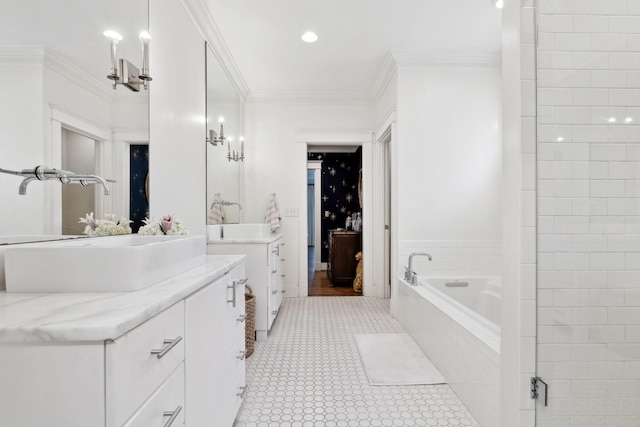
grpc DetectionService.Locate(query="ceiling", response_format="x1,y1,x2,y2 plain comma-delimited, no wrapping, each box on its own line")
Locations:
0,0,147,92
204,0,502,100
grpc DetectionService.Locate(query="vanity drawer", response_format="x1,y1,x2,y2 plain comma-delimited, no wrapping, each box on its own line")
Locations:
123,363,185,427
228,363,246,420
106,301,185,427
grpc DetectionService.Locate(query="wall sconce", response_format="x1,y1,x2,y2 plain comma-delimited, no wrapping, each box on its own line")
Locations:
227,137,245,162
104,30,153,92
207,117,226,146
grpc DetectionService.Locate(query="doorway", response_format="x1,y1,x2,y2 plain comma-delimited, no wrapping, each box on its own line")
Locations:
307,147,363,296
61,128,97,235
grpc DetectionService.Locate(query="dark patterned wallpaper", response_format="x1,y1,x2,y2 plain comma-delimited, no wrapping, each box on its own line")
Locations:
130,145,149,233
308,148,362,262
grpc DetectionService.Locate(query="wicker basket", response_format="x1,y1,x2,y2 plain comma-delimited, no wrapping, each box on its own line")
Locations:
245,284,256,357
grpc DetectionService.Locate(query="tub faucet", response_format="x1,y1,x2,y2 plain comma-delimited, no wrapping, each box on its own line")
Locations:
404,252,432,285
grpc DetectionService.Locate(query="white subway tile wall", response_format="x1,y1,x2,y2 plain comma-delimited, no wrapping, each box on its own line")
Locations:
536,0,640,425
398,240,502,277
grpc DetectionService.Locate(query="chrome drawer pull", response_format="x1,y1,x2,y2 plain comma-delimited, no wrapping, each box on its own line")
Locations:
237,314,246,323
271,269,277,274
281,290,286,293
237,349,246,360
237,385,247,398
238,278,248,285
227,282,237,307
272,290,277,295
281,258,286,261
281,274,286,278
272,310,278,315
162,405,182,427
150,336,183,359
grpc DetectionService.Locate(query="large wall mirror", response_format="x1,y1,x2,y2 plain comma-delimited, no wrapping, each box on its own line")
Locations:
0,0,149,238
206,42,244,224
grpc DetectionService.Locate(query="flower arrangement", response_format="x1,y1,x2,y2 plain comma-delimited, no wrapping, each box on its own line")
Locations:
137,214,189,235
79,213,132,236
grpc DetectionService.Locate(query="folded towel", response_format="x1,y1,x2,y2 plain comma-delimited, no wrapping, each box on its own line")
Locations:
208,193,225,224
265,193,281,232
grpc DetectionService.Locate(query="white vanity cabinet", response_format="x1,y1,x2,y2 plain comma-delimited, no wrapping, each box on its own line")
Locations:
207,235,284,340
0,301,187,427
0,255,246,427
185,262,246,427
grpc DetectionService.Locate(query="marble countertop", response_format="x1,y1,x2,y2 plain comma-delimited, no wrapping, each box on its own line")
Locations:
207,234,282,244
0,254,244,343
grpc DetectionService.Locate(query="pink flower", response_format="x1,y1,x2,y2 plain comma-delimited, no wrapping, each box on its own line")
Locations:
160,214,173,234
79,212,97,229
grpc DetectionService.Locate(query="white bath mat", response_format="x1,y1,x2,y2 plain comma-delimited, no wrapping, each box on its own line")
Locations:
355,333,446,386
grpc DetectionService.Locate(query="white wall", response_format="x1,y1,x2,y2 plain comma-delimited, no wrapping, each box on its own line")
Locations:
243,101,375,296
395,64,503,277
149,0,206,236
0,57,46,235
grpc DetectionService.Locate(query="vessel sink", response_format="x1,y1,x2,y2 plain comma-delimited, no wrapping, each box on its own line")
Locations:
220,223,272,239
3,235,206,293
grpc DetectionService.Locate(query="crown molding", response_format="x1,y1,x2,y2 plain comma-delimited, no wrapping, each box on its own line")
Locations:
247,91,374,106
0,46,114,103
0,46,46,63
369,52,398,103
391,50,501,68
44,49,114,103
183,0,250,102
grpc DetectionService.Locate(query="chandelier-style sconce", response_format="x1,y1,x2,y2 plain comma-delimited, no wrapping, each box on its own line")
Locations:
227,137,245,162
104,30,152,92
207,117,226,146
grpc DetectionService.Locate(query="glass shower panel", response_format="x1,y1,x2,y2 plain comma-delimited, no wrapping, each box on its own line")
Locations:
535,2,640,426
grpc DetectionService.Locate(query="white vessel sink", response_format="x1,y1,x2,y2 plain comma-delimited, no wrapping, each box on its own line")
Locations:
220,223,272,240
3,235,206,293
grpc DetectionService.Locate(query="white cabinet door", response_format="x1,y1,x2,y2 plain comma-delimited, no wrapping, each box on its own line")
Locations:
185,274,228,427
185,263,247,427
0,343,105,427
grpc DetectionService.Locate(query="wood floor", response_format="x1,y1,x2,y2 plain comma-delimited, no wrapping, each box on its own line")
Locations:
308,246,360,297
308,270,361,297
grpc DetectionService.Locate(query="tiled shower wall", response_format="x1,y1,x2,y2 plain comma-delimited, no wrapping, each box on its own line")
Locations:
536,1,640,425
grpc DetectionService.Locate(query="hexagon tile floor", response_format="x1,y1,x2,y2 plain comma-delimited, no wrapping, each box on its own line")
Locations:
234,297,480,427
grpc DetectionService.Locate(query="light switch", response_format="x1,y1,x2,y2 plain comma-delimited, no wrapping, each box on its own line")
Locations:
284,208,298,217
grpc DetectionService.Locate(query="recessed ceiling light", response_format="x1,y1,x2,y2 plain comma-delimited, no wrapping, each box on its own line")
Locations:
492,0,504,8
301,31,318,43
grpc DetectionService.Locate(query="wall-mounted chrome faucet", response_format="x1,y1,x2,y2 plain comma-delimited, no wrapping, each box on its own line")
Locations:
0,166,111,195
404,251,432,285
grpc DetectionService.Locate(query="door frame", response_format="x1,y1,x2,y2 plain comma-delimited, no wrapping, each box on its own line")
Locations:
47,106,111,234
296,129,390,298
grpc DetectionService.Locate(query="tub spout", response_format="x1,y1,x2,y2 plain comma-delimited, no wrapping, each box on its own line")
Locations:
405,252,432,285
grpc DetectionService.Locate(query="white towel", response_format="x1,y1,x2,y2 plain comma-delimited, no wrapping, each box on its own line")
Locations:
264,193,281,232
208,193,225,224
